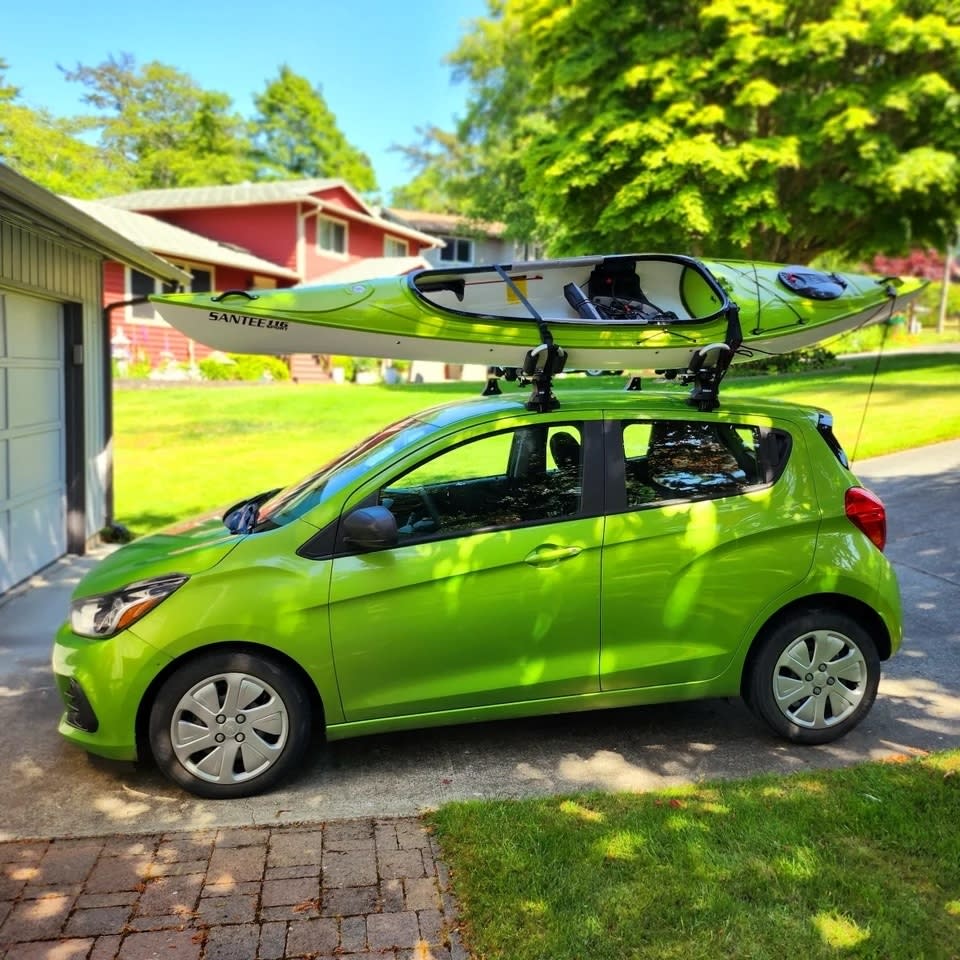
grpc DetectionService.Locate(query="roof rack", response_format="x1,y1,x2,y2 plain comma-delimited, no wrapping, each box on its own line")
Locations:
479,268,743,413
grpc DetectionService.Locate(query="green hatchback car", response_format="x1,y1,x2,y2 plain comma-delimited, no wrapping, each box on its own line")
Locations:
53,389,901,798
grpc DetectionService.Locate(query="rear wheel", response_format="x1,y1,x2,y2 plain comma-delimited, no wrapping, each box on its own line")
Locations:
148,650,311,798
746,610,880,744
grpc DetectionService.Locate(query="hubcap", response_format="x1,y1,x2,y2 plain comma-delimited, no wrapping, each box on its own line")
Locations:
169,672,289,784
772,628,868,729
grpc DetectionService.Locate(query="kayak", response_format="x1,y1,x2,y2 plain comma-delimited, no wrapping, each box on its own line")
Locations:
150,253,927,372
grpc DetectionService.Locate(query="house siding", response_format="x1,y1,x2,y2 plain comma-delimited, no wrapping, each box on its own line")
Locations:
303,213,431,279
312,185,368,213
106,260,271,367
154,205,300,273
0,213,108,544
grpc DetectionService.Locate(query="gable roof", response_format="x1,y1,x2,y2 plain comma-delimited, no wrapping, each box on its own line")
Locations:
103,178,443,248
0,163,188,284
65,198,299,281
104,178,353,212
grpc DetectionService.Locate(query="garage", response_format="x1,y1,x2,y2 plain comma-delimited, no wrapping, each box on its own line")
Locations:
0,165,187,598
0,291,65,592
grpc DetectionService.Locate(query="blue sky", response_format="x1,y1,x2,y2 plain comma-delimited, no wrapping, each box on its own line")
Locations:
3,0,489,198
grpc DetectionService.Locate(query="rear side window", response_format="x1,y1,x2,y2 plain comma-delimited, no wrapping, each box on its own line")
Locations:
619,420,789,508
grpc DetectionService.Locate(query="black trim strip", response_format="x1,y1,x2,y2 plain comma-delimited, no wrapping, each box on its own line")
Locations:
63,302,85,555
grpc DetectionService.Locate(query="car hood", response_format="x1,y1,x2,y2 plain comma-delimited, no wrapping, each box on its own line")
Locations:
74,513,242,598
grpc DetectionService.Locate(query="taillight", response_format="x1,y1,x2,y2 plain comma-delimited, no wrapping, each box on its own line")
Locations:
845,487,886,551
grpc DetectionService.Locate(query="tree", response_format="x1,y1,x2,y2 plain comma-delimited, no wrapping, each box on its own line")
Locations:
0,58,130,196
0,58,18,104
61,53,256,189
251,65,376,190
446,0,960,263
391,125,467,210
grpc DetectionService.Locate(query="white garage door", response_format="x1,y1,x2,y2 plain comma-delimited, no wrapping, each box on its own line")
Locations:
0,291,66,594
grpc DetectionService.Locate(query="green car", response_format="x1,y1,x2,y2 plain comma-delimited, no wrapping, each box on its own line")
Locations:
53,390,901,799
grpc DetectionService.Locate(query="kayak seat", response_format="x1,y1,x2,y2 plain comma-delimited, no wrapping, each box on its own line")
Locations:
588,259,666,316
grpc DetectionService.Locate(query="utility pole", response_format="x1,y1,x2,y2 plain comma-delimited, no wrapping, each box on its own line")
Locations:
939,226,958,335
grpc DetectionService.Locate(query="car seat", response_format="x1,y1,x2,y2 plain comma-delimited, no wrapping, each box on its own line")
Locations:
550,431,581,476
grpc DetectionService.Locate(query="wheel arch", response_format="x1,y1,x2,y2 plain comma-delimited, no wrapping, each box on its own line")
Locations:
135,641,327,761
739,593,893,700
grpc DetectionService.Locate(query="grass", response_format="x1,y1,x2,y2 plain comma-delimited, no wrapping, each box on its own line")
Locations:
429,750,960,960
824,315,960,354
114,351,960,535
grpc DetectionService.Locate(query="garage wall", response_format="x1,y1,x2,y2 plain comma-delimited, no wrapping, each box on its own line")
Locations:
0,215,106,583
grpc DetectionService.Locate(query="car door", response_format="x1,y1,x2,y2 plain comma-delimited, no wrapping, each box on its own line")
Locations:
328,419,604,721
600,416,819,690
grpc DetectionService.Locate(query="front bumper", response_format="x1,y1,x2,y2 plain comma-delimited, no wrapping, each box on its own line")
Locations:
52,622,173,761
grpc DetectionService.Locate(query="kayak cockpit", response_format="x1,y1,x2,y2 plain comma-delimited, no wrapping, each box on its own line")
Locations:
409,253,731,327
409,254,741,413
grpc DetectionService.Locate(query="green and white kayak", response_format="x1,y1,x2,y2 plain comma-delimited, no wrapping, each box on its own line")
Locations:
150,253,927,371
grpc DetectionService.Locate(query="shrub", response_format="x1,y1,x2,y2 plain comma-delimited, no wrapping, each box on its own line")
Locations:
730,346,837,377
329,355,379,382
112,359,152,379
199,353,290,382
919,281,960,317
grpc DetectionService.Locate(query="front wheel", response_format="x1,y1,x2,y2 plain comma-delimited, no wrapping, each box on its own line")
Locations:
148,650,312,799
746,610,880,744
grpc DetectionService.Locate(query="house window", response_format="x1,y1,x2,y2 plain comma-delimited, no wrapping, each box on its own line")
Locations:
439,236,473,264
318,216,348,255
385,236,408,257
190,268,212,293
128,264,213,320
130,269,155,299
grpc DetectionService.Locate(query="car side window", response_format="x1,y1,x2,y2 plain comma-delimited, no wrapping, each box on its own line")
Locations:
622,420,765,507
379,423,584,542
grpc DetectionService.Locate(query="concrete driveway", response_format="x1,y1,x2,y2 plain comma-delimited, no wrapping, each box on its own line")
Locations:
1,440,957,842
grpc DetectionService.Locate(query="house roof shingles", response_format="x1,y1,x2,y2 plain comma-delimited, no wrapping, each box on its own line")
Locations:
103,178,344,211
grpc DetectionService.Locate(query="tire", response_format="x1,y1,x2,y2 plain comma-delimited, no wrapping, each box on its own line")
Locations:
746,610,880,745
148,650,312,799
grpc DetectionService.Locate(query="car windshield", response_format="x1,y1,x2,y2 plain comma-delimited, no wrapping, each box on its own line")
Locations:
256,416,439,528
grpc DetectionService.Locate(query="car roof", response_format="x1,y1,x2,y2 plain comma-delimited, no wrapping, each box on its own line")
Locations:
410,387,825,431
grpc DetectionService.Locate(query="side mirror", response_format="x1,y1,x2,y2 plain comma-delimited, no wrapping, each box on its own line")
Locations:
342,505,398,551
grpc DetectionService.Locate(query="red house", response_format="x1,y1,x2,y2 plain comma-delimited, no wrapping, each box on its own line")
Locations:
103,179,440,285
83,179,441,376
67,197,301,369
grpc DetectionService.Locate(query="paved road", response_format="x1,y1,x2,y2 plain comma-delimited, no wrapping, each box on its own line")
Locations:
1,440,957,842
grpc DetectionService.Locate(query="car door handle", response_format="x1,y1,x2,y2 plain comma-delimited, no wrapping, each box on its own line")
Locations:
524,544,583,566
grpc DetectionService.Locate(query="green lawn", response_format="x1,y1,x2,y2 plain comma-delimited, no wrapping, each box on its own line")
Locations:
430,751,960,960
114,351,960,536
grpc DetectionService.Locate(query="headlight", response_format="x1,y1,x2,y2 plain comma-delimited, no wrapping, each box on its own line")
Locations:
70,575,189,639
